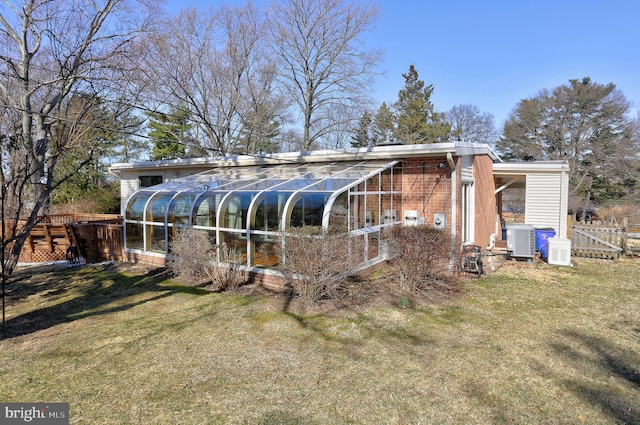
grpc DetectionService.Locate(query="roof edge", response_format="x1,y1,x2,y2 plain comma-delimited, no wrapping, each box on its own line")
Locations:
109,142,504,171
493,160,570,173
110,143,462,171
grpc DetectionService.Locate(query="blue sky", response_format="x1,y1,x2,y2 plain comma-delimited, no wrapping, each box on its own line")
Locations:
164,0,640,126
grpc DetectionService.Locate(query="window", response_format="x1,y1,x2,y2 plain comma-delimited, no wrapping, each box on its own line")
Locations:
139,175,163,188
461,182,475,244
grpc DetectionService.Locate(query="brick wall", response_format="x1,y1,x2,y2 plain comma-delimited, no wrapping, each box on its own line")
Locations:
401,157,452,227
401,154,498,249
473,154,498,248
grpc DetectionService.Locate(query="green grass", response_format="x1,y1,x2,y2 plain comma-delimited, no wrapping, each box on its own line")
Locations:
1,259,639,424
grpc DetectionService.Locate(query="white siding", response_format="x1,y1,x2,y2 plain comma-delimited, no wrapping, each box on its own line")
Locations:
461,156,474,182
118,167,216,215
120,171,143,215
525,173,563,233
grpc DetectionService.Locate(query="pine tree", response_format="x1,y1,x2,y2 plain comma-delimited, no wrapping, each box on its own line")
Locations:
498,77,639,214
372,103,396,144
394,65,449,143
351,111,373,147
148,109,192,160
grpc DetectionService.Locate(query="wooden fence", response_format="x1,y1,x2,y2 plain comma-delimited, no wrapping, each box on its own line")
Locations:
70,222,124,263
569,217,640,259
12,214,124,264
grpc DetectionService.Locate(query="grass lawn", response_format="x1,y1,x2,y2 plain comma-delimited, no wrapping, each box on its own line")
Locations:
0,258,639,424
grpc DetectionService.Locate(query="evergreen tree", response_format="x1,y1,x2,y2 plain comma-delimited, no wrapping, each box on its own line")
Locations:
148,109,192,160
236,102,282,154
372,102,396,144
394,65,450,143
498,77,639,214
351,111,373,148
104,108,148,163
51,95,142,213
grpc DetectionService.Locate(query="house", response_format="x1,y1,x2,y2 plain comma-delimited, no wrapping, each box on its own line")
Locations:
109,142,569,286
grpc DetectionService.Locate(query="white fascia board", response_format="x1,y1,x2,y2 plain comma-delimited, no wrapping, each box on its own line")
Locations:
109,143,461,172
493,161,570,174
454,142,501,161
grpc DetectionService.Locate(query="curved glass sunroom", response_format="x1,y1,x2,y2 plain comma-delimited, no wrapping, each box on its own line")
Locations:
124,160,402,268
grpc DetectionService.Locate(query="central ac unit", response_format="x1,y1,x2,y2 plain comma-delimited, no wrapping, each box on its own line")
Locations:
506,224,536,259
547,237,572,266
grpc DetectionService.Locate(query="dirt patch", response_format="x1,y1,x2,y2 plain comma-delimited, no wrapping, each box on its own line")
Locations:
231,266,466,317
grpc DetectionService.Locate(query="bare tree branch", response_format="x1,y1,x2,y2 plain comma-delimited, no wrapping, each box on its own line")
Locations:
267,0,381,150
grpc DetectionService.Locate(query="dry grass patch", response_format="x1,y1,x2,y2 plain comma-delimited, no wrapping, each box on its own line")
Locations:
0,258,638,424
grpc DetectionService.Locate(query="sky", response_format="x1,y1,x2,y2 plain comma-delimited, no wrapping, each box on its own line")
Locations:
164,0,640,127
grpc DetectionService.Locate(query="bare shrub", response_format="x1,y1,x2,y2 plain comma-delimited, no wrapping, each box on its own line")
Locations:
594,204,640,225
383,225,458,295
278,226,363,303
168,228,246,291
167,228,214,283
209,244,246,292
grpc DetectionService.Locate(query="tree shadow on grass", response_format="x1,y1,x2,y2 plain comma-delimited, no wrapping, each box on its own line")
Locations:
0,263,210,341
275,273,443,358
545,329,640,424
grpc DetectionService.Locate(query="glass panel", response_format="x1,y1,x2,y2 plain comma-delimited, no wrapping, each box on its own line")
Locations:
126,192,153,220
381,193,398,224
222,192,255,229
392,194,402,217
253,234,281,268
253,192,292,231
205,229,217,246
290,193,327,228
193,192,222,227
367,173,380,192
329,191,348,232
367,232,379,260
146,192,176,222
365,193,379,227
349,234,366,263
146,224,166,253
350,193,365,229
301,177,358,192
168,192,198,225
167,228,215,253
125,223,144,249
220,231,248,265
380,168,393,192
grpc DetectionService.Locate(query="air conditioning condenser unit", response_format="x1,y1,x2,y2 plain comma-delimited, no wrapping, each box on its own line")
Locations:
506,224,536,260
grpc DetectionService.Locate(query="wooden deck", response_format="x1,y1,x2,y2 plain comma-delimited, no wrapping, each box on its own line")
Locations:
16,214,123,264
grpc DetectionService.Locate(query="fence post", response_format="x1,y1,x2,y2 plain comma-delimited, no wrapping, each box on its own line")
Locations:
622,217,630,254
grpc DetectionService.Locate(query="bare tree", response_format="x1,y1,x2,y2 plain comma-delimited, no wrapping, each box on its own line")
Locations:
267,0,381,151
316,103,360,149
446,104,498,145
0,0,158,279
141,3,287,155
